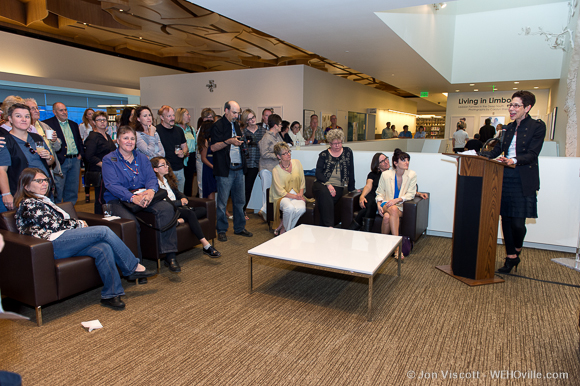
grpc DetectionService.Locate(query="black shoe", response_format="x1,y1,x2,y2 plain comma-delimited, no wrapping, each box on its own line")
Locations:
234,229,253,237
126,268,157,281
164,256,181,272
218,232,227,242
348,220,361,231
101,296,125,310
203,245,221,258
138,278,148,284
497,257,521,274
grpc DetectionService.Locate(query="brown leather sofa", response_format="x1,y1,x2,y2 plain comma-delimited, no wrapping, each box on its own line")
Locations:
347,192,430,242
0,202,139,326
136,197,216,268
266,175,358,229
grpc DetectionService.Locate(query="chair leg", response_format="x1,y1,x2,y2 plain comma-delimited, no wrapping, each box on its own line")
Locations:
36,306,42,327
157,259,161,273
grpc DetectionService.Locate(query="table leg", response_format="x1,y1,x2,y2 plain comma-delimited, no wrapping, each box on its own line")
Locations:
398,242,401,276
367,275,373,322
248,255,253,294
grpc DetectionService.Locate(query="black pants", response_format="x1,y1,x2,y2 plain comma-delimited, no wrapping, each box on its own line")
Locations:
178,206,206,241
313,181,343,227
110,199,178,262
183,153,196,197
355,194,377,224
94,183,104,215
501,216,527,255
244,167,259,212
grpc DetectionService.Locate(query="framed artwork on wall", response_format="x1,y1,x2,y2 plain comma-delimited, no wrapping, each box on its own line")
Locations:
303,109,315,132
450,115,475,138
478,115,505,129
320,113,332,130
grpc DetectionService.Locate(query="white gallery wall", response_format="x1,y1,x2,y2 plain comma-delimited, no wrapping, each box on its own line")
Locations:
140,65,305,124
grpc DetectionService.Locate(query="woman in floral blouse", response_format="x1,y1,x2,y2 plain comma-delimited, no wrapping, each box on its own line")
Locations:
14,168,156,310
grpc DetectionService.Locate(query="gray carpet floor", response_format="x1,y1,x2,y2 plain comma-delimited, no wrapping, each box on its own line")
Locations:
1,211,579,385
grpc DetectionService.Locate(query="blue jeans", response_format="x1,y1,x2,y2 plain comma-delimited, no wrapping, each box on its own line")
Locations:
51,226,139,299
216,169,246,233
174,168,185,193
54,157,81,204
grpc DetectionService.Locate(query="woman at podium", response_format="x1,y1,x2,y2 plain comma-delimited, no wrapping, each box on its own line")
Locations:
480,90,545,273
375,149,417,257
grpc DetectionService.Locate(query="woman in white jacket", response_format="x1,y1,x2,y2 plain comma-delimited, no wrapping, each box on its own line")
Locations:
375,148,417,242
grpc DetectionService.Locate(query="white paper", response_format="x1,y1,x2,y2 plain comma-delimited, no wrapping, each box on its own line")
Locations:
459,150,477,156
101,216,121,221
81,319,103,332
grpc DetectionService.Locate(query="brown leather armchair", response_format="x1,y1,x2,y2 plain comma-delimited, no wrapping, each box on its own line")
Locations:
0,202,139,326
136,197,216,268
266,175,359,229
347,192,430,242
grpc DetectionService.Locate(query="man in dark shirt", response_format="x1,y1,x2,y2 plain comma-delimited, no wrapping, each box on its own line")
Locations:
210,100,252,242
156,105,187,192
465,133,483,152
479,118,496,144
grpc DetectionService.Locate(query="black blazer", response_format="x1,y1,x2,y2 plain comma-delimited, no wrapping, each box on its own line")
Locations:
209,116,247,177
483,115,546,196
42,116,85,164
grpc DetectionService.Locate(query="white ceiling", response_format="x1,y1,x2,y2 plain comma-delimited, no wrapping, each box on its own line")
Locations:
191,0,568,112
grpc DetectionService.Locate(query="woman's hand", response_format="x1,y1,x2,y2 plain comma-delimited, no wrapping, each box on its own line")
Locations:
3,194,13,210
148,125,156,136
181,197,189,206
327,184,336,197
296,193,306,201
50,132,58,142
385,198,402,208
359,196,367,208
377,202,384,217
37,148,52,160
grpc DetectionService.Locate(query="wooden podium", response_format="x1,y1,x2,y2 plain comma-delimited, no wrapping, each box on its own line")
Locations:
436,154,513,286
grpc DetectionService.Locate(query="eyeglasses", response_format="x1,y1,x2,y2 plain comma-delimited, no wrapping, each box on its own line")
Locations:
248,116,256,120
156,163,168,168
32,178,49,184
380,158,389,164
280,151,291,156
330,141,342,146
507,103,524,109
24,142,36,154
95,118,107,122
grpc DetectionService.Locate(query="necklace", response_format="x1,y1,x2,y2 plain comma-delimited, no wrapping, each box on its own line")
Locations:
280,161,292,171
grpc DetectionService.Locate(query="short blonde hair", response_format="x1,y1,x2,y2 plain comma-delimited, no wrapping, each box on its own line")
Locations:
2,95,25,120
326,129,344,144
273,142,290,157
240,109,256,128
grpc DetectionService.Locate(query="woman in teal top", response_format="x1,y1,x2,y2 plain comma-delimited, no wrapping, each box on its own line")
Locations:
175,108,197,197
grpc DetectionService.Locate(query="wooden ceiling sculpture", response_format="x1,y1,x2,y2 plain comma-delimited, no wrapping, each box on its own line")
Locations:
0,0,415,97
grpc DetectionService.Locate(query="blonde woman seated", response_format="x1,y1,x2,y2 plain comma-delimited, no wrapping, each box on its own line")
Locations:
270,142,312,235
376,149,417,255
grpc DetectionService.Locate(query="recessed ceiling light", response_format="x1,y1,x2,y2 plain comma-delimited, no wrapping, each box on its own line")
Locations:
120,9,123,12
345,51,349,53
455,89,460,92
513,87,518,90
534,86,539,89
469,84,475,86
514,82,519,84
474,89,478,91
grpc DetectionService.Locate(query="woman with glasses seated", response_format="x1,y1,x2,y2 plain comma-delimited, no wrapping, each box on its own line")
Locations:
14,167,156,309
84,111,117,214
151,156,220,258
376,149,417,257
349,152,390,231
288,121,306,147
271,142,312,235
313,129,356,227
0,103,55,212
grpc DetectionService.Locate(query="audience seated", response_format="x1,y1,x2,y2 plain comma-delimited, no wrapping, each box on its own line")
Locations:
13,167,156,310
151,156,220,258
102,125,181,274
270,142,311,235
376,148,417,258
313,129,357,227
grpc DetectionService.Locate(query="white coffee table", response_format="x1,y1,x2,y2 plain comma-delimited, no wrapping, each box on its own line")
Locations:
248,224,402,321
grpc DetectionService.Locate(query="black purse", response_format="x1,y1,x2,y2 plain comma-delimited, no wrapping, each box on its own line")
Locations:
86,171,102,187
122,190,180,232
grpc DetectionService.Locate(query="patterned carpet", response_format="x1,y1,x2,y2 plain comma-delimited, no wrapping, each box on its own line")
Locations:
1,200,579,385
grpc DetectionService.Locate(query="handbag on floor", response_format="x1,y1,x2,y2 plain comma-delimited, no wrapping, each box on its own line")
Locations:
402,236,413,257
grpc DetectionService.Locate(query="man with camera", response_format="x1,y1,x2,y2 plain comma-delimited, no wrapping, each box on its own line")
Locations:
210,100,253,242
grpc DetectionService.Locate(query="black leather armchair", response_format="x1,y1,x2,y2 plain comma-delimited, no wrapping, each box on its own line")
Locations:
0,202,139,326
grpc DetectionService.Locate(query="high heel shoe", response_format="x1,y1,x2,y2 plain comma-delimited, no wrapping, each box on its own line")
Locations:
497,256,520,273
